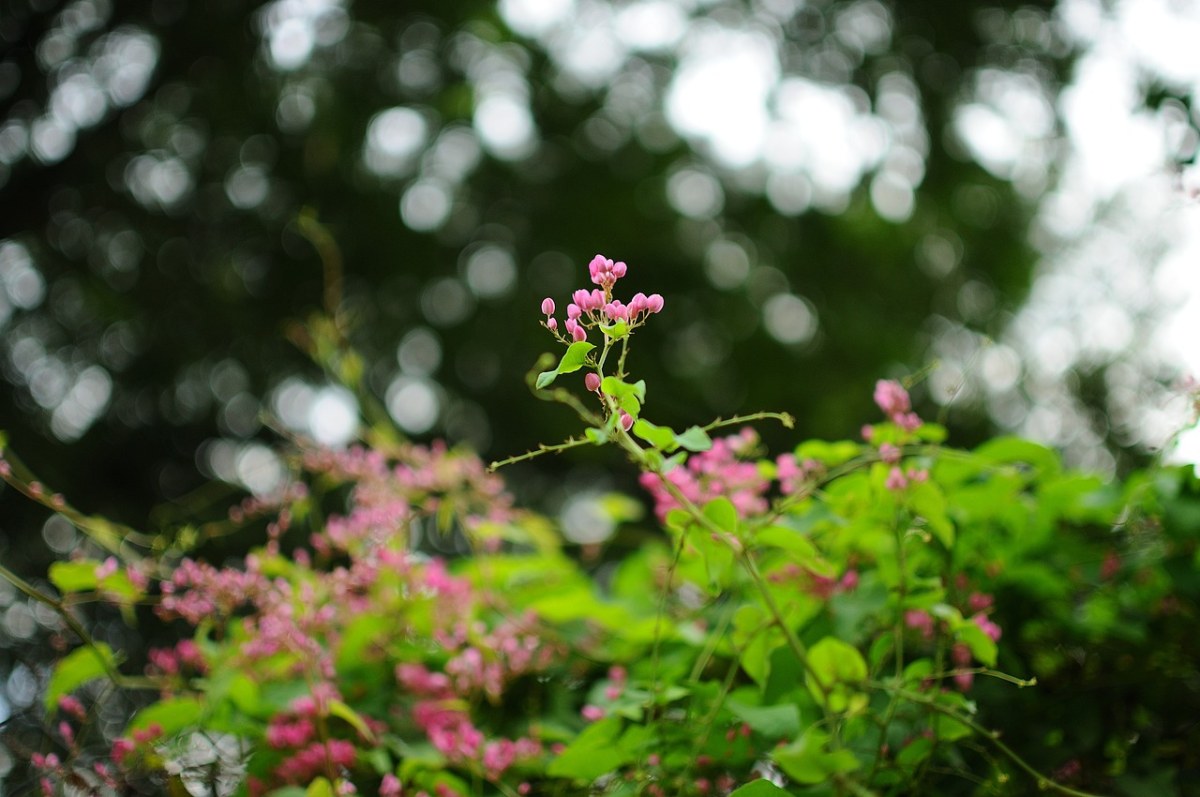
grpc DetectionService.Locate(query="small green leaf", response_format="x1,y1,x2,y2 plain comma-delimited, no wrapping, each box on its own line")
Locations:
932,712,973,741
546,717,632,781
48,561,100,593
806,637,868,713
306,778,335,797
772,726,859,784
974,436,1061,475
585,427,609,444
600,377,643,416
908,482,954,548
536,341,596,389
955,622,998,668
674,426,712,452
600,319,629,339
329,699,377,743
127,696,204,736
702,497,738,533
632,419,678,451
45,644,117,711
726,698,801,738
754,526,819,560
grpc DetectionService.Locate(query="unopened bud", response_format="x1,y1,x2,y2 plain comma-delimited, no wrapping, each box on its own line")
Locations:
541,297,555,316
585,373,601,392
619,411,633,430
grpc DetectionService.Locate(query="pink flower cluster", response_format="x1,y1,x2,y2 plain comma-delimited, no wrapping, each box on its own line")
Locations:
775,454,824,496
275,739,358,784
540,254,664,344
409,700,542,779
639,428,770,521
873,379,921,432
302,442,515,555
443,615,559,700
158,557,270,624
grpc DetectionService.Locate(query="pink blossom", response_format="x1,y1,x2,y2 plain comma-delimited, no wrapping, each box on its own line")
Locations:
57,695,85,720
874,380,911,417
540,297,555,316
879,443,901,464
380,774,403,797
641,428,770,521
95,557,119,580
971,613,1002,642
885,467,908,492
904,610,934,639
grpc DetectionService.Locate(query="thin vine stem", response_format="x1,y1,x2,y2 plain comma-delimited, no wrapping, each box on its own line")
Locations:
868,681,1108,797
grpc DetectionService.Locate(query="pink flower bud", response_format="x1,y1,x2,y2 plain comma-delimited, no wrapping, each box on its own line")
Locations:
571,325,587,342
567,303,581,319
547,317,558,331
564,318,579,336
619,411,633,430
646,293,664,313
541,297,555,316
585,373,601,392
612,261,627,278
573,289,591,308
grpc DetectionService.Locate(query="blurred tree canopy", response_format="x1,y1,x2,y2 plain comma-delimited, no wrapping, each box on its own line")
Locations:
2,0,1186,535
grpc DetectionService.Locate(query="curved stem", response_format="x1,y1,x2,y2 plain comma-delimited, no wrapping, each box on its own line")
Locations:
868,681,1108,797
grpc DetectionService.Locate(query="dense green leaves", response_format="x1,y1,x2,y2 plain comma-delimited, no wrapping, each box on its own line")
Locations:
44,644,117,711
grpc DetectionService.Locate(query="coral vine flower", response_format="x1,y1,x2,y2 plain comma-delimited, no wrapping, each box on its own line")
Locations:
540,254,664,346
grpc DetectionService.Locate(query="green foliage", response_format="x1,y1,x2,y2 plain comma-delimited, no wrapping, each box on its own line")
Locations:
535,341,596,389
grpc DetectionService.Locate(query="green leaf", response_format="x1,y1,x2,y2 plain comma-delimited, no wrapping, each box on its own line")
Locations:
955,622,998,668
772,727,859,784
974,436,1061,475
546,717,632,781
127,696,205,736
535,341,596,389
306,779,335,797
806,637,868,713
907,482,954,548
702,497,738,533
600,376,644,416
632,419,677,451
895,736,934,770
600,319,629,339
584,427,609,444
754,526,819,560
45,644,117,711
48,560,100,593
728,781,792,797
726,698,801,738
674,426,713,452
329,699,377,743
932,712,973,741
